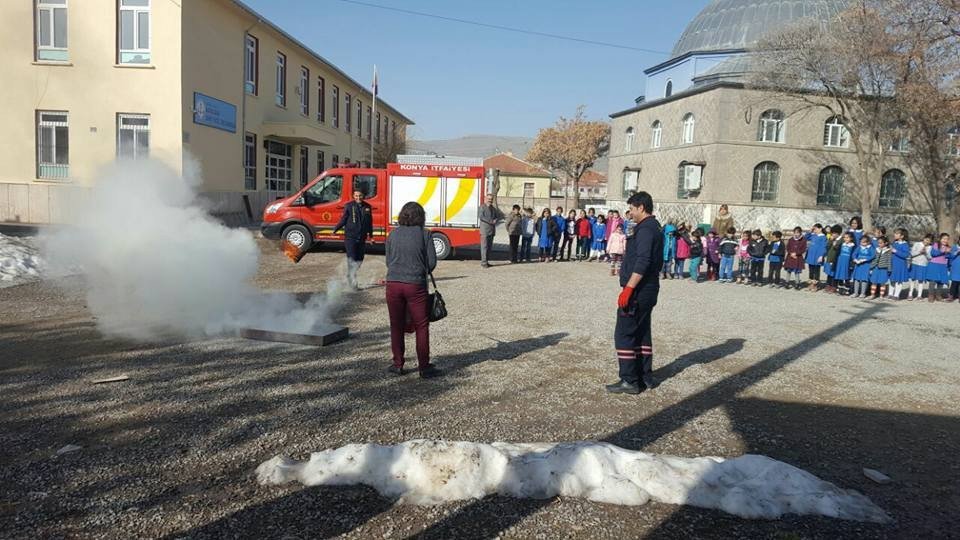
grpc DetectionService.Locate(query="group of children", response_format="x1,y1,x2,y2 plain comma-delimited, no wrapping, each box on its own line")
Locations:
661,216,960,302
517,206,629,276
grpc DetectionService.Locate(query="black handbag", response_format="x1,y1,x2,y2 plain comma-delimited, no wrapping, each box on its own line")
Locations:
427,272,447,322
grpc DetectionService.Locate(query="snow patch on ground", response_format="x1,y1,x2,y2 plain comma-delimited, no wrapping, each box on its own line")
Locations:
0,233,44,287
257,440,890,523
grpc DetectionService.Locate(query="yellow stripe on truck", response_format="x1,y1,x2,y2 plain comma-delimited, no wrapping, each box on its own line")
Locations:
435,178,475,223
393,177,439,221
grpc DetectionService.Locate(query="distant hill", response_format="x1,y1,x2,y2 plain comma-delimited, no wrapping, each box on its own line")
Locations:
408,134,609,174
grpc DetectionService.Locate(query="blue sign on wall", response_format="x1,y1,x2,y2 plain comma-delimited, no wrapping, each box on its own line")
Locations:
193,92,237,133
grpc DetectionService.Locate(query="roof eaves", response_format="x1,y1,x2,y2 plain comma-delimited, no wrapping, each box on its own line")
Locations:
609,81,742,119
643,48,748,75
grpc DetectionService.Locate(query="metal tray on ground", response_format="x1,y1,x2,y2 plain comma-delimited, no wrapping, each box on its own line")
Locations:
239,325,349,346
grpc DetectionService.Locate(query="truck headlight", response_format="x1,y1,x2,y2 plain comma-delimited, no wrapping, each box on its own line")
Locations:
265,203,283,214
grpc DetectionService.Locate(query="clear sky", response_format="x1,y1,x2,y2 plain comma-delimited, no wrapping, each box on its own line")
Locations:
242,0,709,140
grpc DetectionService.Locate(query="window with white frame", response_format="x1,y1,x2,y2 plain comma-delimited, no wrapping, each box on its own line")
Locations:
117,114,149,159
300,146,309,187
824,116,849,148
624,127,635,152
299,67,309,116
676,163,702,199
345,93,351,132
317,150,325,175
751,161,780,202
879,169,907,209
332,154,339,167
817,166,844,207
888,126,909,152
523,182,535,198
622,169,639,196
651,120,662,149
758,109,785,143
375,112,381,144
366,105,372,141
244,34,258,95
332,86,339,128
36,0,68,61
244,133,257,190
265,140,292,192
681,113,695,144
118,0,150,64
36,111,69,180
948,128,959,157
317,76,325,122
275,52,286,106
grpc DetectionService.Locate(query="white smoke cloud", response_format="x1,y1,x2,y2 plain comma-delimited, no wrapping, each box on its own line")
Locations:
43,158,344,341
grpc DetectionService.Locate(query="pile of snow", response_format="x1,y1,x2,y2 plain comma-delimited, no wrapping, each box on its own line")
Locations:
257,440,891,523
0,233,44,285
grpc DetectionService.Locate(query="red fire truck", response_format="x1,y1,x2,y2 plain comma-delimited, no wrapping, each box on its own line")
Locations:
260,155,487,259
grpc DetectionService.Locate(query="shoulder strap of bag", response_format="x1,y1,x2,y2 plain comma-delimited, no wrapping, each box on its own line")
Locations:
424,229,438,292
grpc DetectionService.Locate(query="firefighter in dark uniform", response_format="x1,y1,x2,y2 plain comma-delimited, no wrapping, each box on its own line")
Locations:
333,189,374,290
607,191,664,395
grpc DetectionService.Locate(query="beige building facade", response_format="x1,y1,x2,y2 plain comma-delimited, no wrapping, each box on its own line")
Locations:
0,0,411,225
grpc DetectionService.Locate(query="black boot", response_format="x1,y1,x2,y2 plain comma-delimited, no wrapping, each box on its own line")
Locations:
605,380,641,394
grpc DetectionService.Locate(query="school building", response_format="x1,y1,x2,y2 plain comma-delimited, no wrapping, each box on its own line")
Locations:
0,0,413,225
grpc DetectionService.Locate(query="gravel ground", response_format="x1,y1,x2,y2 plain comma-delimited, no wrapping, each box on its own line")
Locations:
1,235,959,539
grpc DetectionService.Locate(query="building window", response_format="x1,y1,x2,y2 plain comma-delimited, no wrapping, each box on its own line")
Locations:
317,76,325,123
824,116,849,148
665,80,673,98
117,113,150,159
36,0,68,61
356,99,363,137
275,52,286,106
651,121,662,149
345,93,351,132
677,163,703,199
816,166,844,207
36,111,69,180
366,106,372,141
244,133,256,190
751,161,780,202
681,113,695,144
299,67,309,116
947,175,958,210
332,86,339,128
391,121,397,144
300,146,309,187
948,128,959,157
375,112,381,144
888,127,909,153
758,109,785,143
265,140,292,192
522,182,535,198
332,154,339,166
383,115,389,144
622,169,639,196
317,150,325,175
624,127,635,153
244,34,258,95
879,169,907,209
118,0,150,64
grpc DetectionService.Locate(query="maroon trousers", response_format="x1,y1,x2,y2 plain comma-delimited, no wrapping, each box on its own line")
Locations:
385,281,431,369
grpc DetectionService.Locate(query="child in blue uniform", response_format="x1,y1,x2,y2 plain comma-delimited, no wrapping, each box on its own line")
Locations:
834,232,856,295
927,233,952,302
590,215,607,261
947,239,960,302
805,223,827,290
848,216,865,245
889,228,910,300
767,231,785,287
870,236,892,299
661,223,677,279
851,235,876,298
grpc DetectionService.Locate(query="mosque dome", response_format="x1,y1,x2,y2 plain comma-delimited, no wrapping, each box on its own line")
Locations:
670,0,850,59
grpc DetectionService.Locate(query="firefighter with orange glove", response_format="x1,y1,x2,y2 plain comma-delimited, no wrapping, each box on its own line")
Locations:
607,191,664,395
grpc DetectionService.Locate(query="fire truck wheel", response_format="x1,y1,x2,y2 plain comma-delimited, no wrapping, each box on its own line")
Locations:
431,232,452,260
282,224,312,251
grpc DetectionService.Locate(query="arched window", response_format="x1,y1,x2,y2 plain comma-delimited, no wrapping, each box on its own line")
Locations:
824,116,849,148
879,169,907,209
817,166,845,207
651,121,662,149
751,162,780,202
624,127,635,152
681,113,695,144
665,80,673,98
758,109,785,143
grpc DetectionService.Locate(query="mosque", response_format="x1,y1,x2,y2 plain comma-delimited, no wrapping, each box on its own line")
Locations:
605,0,932,231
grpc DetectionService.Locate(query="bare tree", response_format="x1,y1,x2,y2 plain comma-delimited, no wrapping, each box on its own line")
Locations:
527,106,610,210
751,0,902,230
372,132,409,168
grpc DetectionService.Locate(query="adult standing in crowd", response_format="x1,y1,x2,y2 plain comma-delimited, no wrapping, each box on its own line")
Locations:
479,198,504,268
608,191,664,395
333,188,374,290
712,204,734,237
385,202,440,378
505,205,523,264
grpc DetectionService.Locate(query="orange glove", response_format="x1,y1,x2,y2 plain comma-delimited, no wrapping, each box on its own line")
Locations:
618,286,635,309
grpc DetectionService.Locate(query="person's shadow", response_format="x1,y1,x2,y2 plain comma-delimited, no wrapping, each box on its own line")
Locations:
653,338,746,383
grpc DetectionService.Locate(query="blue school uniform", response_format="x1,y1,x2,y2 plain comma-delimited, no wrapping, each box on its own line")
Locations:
834,242,855,281
949,247,960,282
849,228,864,246
928,245,950,284
663,224,677,262
870,248,891,285
537,219,552,249
851,244,876,282
768,241,783,264
805,233,827,267
591,223,607,251
890,240,910,283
